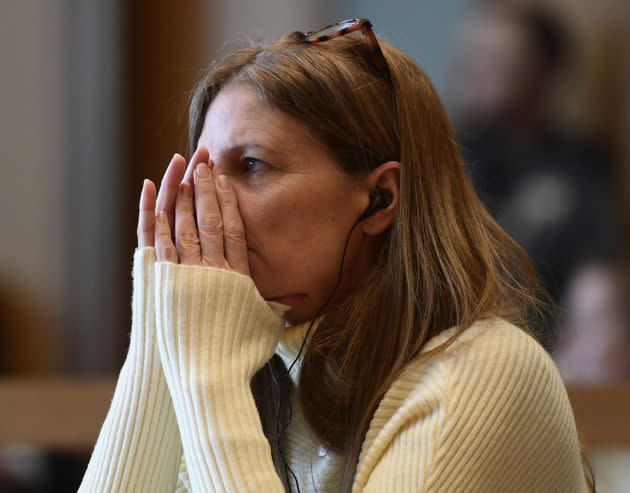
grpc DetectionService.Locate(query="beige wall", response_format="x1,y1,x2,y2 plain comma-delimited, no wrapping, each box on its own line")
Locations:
207,0,331,50
0,1,69,373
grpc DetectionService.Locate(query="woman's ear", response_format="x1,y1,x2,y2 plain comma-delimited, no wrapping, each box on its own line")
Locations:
359,161,400,236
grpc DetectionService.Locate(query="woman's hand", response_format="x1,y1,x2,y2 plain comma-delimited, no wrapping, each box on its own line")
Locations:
138,147,250,276
137,147,209,249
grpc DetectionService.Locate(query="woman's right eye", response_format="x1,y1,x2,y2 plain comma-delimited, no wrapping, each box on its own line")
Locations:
242,157,266,174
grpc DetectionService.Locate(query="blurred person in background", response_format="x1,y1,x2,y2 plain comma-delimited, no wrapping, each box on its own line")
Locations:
446,2,622,352
554,259,630,384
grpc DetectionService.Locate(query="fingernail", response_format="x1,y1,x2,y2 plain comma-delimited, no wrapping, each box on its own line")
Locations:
217,175,229,190
196,163,209,178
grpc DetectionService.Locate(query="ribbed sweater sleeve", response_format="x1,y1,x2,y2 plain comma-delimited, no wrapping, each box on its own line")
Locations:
354,321,588,493
153,260,290,493
78,247,183,493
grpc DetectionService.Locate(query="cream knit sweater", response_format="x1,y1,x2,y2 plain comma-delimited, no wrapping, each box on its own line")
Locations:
78,246,588,492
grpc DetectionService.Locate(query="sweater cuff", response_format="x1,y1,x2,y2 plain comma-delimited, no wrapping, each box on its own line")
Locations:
153,261,287,492
154,261,289,379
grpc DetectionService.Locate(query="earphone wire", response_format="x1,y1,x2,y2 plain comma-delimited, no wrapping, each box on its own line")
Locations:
267,358,298,490
270,212,365,492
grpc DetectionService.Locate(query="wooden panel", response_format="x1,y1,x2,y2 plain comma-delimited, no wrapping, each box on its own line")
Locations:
1,378,629,450
116,0,207,367
568,384,630,447
122,0,206,255
0,377,115,452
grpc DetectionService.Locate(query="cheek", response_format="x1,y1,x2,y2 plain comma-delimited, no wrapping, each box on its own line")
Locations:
239,184,342,264
241,187,314,244
236,181,358,315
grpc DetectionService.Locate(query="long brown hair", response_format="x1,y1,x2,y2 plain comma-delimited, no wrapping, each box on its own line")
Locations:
186,31,595,493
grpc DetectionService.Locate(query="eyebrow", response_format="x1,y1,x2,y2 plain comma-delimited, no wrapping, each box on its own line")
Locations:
221,142,288,160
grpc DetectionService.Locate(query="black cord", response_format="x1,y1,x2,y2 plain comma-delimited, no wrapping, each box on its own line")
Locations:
267,359,299,490
269,215,363,493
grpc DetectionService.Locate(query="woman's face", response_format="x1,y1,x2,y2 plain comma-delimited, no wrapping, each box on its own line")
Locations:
197,83,381,326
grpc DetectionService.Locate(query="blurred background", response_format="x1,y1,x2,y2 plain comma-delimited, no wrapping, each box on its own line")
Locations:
1,0,628,491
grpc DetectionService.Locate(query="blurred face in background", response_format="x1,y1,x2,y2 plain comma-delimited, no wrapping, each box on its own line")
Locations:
446,9,544,126
555,263,630,384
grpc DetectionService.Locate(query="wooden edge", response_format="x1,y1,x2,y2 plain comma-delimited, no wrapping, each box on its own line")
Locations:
0,378,629,450
567,384,630,447
0,377,115,451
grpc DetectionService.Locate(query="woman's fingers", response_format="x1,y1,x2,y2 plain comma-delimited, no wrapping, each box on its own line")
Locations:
155,153,187,234
215,175,250,276
137,179,157,248
194,161,226,267
182,146,210,186
150,146,248,271
155,210,178,263
175,182,202,265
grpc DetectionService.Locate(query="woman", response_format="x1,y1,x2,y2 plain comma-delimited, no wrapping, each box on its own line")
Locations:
79,18,594,492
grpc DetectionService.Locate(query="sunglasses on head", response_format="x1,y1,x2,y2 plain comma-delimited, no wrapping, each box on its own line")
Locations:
302,17,392,82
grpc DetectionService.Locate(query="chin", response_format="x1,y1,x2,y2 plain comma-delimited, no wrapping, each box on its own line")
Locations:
283,310,304,328
282,306,314,327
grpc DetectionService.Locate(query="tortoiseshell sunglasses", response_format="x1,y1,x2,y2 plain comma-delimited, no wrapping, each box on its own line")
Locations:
302,18,392,81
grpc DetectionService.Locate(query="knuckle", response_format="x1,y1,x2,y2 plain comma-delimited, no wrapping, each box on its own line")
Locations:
177,228,199,247
198,212,223,234
223,226,246,244
219,193,235,206
177,193,193,210
162,244,177,260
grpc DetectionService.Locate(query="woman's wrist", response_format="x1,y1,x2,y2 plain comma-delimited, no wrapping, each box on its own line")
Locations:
154,261,287,379
128,246,158,353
